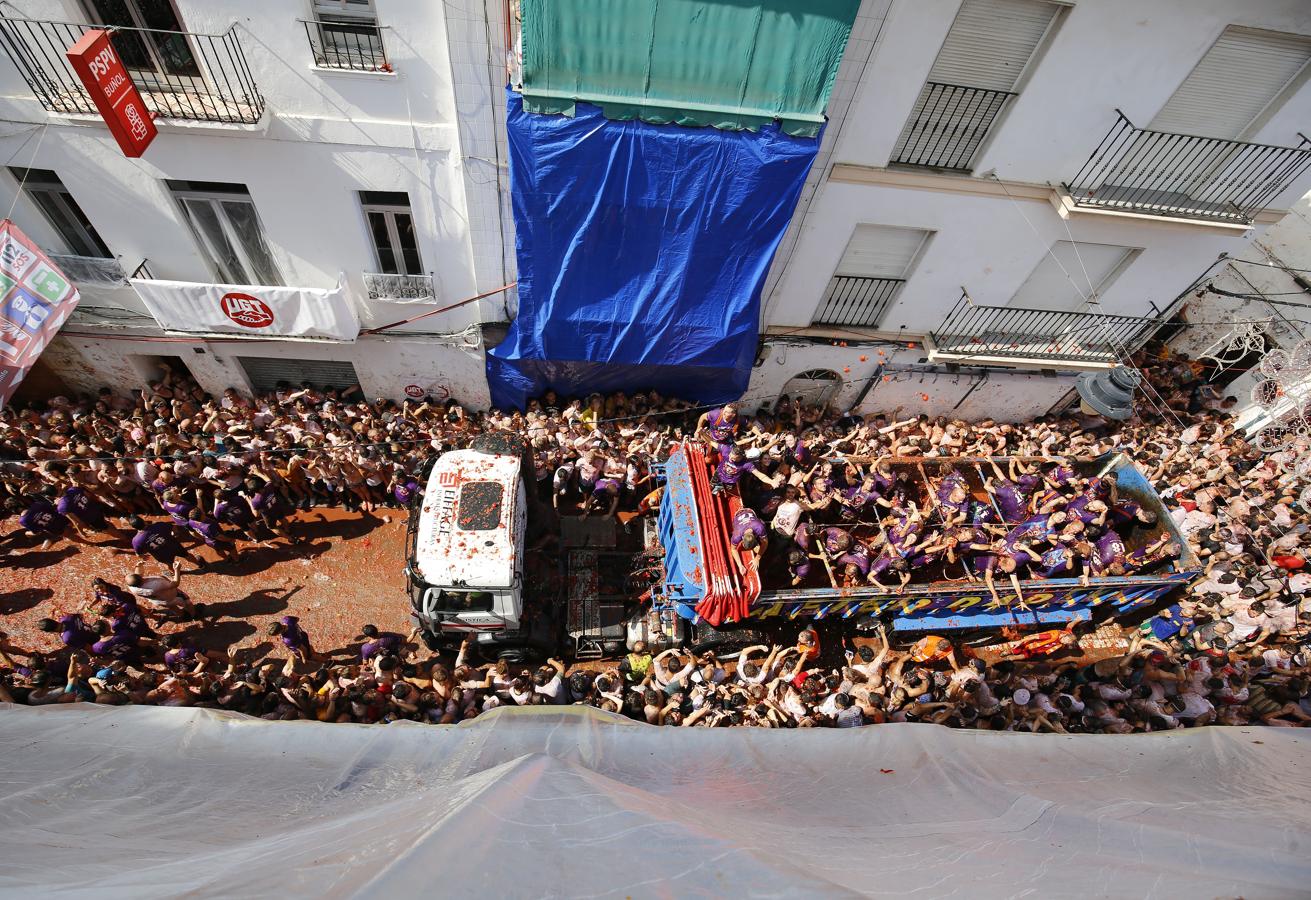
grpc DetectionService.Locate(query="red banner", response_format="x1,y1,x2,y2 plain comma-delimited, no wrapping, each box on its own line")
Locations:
65,29,157,158
0,220,80,406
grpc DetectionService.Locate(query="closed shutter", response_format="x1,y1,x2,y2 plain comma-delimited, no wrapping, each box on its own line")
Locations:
813,225,930,327
1151,28,1311,139
236,357,361,393
927,0,1061,91
835,225,930,278
1007,241,1136,312
313,0,377,22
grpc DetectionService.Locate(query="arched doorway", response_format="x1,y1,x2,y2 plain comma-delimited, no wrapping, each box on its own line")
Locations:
779,369,842,409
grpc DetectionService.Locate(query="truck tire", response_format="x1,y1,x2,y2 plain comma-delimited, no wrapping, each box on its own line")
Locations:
691,624,768,658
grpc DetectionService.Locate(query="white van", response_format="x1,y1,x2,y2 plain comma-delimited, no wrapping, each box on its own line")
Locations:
406,446,528,653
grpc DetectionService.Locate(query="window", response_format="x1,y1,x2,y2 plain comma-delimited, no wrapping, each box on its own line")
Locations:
891,0,1062,169
1007,241,1138,312
360,191,422,275
781,370,842,408
83,0,202,86
168,181,281,285
1151,27,1311,140
9,168,110,258
457,482,504,531
310,0,387,70
812,225,931,327
433,590,494,612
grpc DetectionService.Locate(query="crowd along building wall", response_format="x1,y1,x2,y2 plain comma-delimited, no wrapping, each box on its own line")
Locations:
0,0,511,407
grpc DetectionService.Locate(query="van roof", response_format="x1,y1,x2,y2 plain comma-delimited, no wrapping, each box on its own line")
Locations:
413,450,521,589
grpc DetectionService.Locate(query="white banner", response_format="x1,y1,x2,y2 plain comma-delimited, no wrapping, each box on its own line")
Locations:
130,275,359,341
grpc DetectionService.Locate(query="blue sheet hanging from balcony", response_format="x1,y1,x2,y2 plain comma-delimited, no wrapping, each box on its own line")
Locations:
486,91,819,410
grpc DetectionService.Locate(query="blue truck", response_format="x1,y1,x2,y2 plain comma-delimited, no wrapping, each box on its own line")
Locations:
621,442,1201,655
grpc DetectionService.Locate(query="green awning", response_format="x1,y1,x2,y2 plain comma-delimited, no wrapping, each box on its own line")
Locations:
520,0,860,138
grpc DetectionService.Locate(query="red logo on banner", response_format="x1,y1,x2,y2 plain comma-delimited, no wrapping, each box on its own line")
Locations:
66,30,157,159
404,384,425,399
220,292,275,328
438,472,458,487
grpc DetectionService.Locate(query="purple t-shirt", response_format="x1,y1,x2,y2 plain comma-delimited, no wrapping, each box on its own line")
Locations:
188,517,224,546
836,543,873,576
704,408,738,442
132,522,181,561
361,632,403,661
730,508,766,546
279,616,310,651
57,487,106,528
20,499,68,535
58,614,96,650
393,479,421,505
214,492,253,526
716,457,755,486
1092,531,1127,574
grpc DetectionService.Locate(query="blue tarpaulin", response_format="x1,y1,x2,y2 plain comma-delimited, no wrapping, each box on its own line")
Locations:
486,91,819,410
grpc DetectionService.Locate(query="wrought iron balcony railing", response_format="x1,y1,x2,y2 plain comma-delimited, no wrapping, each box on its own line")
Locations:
891,82,1015,172
363,272,434,302
301,19,389,72
0,16,264,124
1064,111,1311,225
929,294,1162,365
812,275,905,328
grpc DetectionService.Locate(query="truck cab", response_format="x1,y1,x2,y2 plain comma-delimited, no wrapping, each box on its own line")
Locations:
407,446,529,654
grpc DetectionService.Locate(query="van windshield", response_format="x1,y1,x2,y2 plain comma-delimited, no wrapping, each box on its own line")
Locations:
433,590,495,612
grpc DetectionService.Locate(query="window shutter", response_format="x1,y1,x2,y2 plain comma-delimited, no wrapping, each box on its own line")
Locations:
1007,241,1136,312
1151,28,1311,139
927,0,1061,92
236,357,361,393
835,225,930,278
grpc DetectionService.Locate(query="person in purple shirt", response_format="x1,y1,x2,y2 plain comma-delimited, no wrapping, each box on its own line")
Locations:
729,507,768,573
821,526,852,557
359,623,408,661
56,485,111,532
868,548,911,591
836,541,874,586
696,403,741,456
213,489,255,528
269,615,318,664
3,491,96,551
242,478,295,543
1124,534,1181,573
986,460,1043,524
1035,541,1093,582
38,613,98,651
934,469,971,525
186,512,238,561
713,447,782,494
1089,529,1129,577
391,476,422,507
124,515,201,568
159,489,196,526
786,548,813,586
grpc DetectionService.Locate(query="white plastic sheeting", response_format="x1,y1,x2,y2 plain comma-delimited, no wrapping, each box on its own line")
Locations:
0,705,1309,899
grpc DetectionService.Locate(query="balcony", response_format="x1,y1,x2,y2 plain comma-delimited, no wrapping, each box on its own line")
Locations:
927,294,1161,368
811,276,905,328
301,19,390,72
48,254,128,287
1064,111,1311,225
0,16,264,124
890,82,1015,172
363,272,434,302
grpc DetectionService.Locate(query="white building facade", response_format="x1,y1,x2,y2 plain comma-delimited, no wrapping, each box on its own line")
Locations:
0,0,513,407
748,0,1311,420
1,0,1310,421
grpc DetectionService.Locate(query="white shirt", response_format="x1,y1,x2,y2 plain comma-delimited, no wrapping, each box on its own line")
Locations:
772,500,803,537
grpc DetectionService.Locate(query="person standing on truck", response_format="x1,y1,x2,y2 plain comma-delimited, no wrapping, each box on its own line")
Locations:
730,507,768,573
696,403,741,458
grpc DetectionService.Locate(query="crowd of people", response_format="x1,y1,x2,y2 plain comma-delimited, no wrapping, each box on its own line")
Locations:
0,344,1309,730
